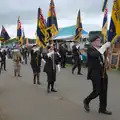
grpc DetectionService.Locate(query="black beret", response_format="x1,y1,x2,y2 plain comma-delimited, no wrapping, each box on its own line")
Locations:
90,35,100,42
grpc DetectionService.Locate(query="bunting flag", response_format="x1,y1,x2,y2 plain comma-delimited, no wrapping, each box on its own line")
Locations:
108,0,120,43
17,16,23,45
102,0,108,12
0,25,10,42
36,8,48,47
102,7,108,42
47,0,58,40
74,10,83,40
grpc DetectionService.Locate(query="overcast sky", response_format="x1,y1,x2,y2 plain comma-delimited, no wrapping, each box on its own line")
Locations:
0,0,113,38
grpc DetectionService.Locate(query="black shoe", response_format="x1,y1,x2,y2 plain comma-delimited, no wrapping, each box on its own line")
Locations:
37,82,41,85
99,110,112,115
78,73,82,75
83,100,90,112
14,73,16,77
51,89,57,92
47,89,50,93
18,75,22,77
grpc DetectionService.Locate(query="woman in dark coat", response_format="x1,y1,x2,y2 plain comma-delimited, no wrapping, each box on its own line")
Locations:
43,45,61,93
30,47,42,85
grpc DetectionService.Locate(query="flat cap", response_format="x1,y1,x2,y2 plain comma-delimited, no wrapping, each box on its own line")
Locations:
90,35,100,42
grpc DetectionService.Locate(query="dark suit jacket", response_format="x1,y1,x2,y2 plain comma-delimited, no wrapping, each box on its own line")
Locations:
43,52,61,82
87,46,104,80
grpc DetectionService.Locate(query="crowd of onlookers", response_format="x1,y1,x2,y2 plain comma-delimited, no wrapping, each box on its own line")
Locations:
0,42,88,76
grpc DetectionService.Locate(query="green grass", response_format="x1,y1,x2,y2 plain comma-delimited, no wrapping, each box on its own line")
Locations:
65,64,72,67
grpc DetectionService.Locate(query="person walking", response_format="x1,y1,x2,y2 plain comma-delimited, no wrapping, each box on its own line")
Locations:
72,44,82,75
83,35,112,115
30,46,42,85
1,49,7,71
13,49,22,77
43,44,61,93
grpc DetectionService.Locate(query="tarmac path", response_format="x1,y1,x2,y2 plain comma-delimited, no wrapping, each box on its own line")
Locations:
0,58,120,120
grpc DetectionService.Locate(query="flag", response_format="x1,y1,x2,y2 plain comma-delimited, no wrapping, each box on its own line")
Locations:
102,0,108,12
74,10,83,40
17,16,23,45
36,8,48,47
0,25,10,41
0,36,4,41
108,0,120,43
47,0,58,40
102,7,108,42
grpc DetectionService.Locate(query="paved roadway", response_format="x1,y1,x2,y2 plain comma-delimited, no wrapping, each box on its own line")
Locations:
0,58,120,120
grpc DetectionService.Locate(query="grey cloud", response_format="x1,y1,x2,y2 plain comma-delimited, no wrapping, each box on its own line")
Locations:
0,0,113,26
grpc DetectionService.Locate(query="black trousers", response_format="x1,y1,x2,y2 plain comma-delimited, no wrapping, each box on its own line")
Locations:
47,82,55,90
0,64,1,74
33,73,40,84
85,74,108,111
72,60,81,74
61,55,66,68
1,60,6,70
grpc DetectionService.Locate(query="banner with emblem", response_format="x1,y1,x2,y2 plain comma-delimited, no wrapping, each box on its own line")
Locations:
74,10,83,40
17,16,23,45
0,25,10,42
108,0,120,43
36,8,49,47
47,0,58,40
102,7,108,42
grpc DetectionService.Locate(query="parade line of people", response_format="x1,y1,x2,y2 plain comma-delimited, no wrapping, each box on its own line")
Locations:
0,36,112,115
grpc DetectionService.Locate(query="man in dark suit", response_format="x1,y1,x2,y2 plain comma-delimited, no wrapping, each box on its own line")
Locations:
83,35,112,115
1,49,7,71
59,43,67,68
72,44,82,75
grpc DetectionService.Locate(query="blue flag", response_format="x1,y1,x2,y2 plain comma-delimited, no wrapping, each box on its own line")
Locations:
74,10,82,40
108,0,120,43
47,0,58,40
36,8,47,47
102,8,108,42
102,0,108,12
1,25,10,41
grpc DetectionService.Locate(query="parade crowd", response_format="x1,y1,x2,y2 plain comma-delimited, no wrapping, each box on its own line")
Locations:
0,36,112,115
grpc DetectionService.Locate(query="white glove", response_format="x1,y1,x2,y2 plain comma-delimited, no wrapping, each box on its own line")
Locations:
57,64,60,72
41,58,46,64
98,42,111,54
33,47,39,52
76,44,80,49
47,51,54,57
104,42,111,48
57,52,61,57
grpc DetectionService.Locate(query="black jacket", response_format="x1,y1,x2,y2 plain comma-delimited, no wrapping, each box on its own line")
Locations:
87,46,104,80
